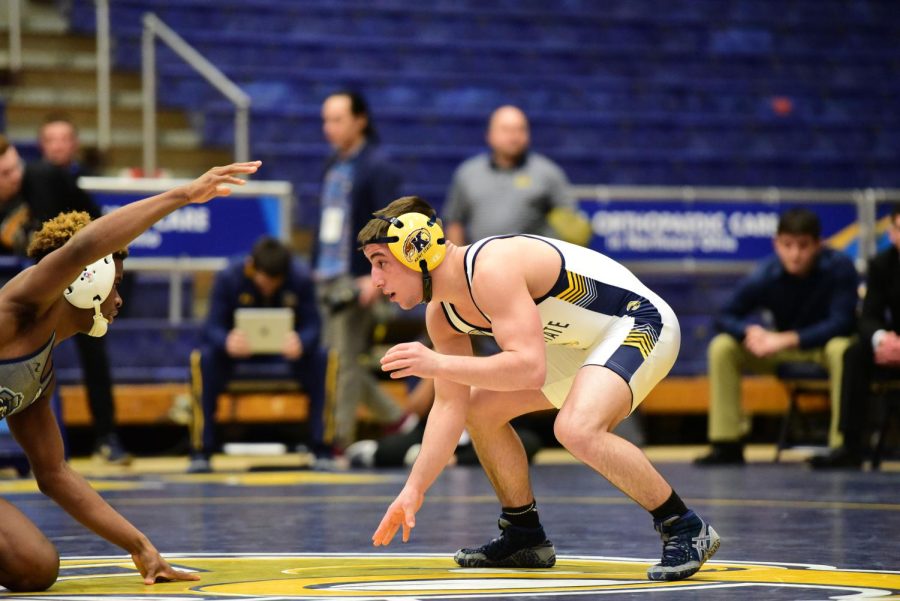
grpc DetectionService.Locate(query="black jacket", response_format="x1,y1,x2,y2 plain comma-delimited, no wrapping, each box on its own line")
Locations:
22,160,99,225
0,161,97,255
313,143,402,278
859,246,900,343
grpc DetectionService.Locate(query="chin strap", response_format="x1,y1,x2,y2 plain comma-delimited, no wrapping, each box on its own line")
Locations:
420,261,432,304
86,300,109,337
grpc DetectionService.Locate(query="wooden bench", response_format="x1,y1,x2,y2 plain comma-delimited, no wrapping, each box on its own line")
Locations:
640,375,828,414
59,381,410,426
58,376,825,426
60,383,190,426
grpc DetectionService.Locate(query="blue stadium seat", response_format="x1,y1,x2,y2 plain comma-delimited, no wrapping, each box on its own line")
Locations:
53,319,201,384
67,0,900,197
121,273,194,320
55,1,900,401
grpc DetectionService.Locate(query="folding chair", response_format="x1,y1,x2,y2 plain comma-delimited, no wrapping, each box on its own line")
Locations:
774,362,830,462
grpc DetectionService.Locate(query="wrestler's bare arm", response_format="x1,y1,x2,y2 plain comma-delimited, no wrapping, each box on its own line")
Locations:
381,244,546,391
372,305,473,546
4,162,260,312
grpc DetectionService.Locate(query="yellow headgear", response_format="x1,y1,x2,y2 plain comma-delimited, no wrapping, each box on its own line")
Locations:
369,212,446,303
380,212,446,272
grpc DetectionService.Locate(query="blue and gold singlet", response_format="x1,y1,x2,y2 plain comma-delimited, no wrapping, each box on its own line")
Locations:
0,333,55,420
440,236,680,409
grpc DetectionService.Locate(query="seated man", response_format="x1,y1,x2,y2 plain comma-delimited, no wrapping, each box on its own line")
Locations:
813,203,900,469
188,236,328,473
696,208,858,465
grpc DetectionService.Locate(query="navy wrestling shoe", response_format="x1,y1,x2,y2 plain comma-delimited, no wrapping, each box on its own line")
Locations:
454,518,556,568
647,510,720,581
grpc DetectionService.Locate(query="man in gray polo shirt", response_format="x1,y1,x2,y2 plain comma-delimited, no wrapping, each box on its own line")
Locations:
443,105,577,245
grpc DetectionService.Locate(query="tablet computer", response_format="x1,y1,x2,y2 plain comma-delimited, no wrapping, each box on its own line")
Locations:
234,307,294,354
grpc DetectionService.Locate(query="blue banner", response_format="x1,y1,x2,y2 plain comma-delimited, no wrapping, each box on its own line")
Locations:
580,199,860,261
95,192,284,259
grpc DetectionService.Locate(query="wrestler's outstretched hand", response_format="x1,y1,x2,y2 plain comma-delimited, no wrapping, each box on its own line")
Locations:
183,161,262,204
132,546,200,585
372,486,424,546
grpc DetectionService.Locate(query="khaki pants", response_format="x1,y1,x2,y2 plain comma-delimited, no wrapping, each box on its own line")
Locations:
318,276,404,449
707,333,851,448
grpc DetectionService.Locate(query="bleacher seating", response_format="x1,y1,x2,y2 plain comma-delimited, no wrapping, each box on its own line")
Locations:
118,272,194,319
63,0,900,209
53,319,200,384
51,0,900,431
51,273,195,384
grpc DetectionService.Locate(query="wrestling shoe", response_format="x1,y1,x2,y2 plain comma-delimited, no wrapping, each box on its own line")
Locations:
809,447,864,470
93,434,133,466
454,518,556,568
694,443,744,466
647,510,720,581
186,452,212,474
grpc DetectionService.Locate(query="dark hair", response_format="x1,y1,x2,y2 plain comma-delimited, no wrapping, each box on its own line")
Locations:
250,236,291,277
890,204,900,221
328,89,378,143
357,196,440,247
777,208,821,239
40,112,78,134
0,133,10,156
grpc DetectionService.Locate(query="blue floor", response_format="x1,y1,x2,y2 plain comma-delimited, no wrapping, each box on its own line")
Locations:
3,460,899,599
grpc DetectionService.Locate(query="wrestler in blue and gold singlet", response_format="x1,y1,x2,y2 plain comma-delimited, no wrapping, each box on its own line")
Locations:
0,334,56,420
441,236,680,410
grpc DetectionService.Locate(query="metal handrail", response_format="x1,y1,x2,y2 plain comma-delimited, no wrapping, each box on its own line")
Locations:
141,12,250,175
95,0,111,151
7,0,21,72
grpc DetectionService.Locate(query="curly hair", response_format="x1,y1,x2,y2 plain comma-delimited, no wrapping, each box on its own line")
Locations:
27,211,128,263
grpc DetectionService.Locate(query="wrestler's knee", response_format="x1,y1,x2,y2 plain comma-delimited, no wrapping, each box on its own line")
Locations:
553,411,594,456
1,540,59,592
465,388,502,423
